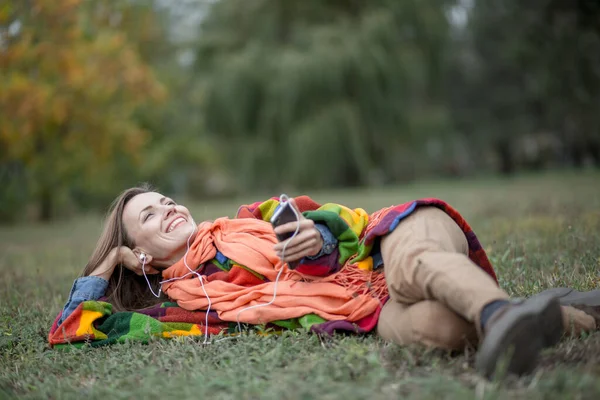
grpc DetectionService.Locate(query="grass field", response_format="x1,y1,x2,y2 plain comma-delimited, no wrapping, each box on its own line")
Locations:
1,171,600,399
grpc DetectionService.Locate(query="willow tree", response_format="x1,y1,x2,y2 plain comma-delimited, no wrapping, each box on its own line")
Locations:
193,0,453,190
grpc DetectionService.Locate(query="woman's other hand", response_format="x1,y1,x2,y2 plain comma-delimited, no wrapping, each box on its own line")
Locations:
118,247,160,276
89,247,159,281
273,199,324,263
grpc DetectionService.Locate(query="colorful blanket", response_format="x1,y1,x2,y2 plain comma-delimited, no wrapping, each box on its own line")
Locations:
48,299,382,348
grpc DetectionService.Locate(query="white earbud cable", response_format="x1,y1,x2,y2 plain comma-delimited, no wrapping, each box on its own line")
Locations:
141,218,213,344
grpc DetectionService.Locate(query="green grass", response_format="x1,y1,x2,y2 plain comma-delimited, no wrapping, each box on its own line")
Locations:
1,170,600,399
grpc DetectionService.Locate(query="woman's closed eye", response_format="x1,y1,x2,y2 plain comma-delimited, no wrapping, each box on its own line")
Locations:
143,200,176,222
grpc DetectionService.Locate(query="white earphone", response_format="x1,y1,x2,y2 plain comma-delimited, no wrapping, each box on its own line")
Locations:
140,253,147,263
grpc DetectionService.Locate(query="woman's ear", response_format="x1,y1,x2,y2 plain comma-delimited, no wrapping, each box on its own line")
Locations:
132,248,153,265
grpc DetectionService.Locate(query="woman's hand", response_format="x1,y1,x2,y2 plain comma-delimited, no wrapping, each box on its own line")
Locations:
273,199,324,263
117,247,160,276
89,247,159,281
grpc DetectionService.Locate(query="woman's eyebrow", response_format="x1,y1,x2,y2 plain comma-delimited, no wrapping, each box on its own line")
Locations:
139,197,167,220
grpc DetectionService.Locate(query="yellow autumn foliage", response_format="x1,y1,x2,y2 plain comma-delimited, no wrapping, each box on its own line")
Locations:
0,0,166,217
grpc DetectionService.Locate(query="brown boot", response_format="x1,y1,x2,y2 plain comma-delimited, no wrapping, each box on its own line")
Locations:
475,292,563,378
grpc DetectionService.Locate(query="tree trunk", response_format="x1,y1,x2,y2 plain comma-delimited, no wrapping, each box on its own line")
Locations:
569,142,585,168
39,186,53,222
587,138,600,167
496,139,515,175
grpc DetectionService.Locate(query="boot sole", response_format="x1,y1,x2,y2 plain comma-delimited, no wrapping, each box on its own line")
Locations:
475,293,563,378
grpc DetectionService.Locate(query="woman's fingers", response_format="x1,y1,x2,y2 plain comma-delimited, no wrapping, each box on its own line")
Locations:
131,264,160,276
117,247,160,275
276,236,317,256
273,218,312,238
278,239,321,262
139,265,160,275
274,224,319,252
275,230,322,261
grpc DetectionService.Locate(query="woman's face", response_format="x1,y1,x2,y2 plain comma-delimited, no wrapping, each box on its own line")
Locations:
122,192,196,265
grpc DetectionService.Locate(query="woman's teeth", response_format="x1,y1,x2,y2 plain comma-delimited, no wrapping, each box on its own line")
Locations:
168,217,186,233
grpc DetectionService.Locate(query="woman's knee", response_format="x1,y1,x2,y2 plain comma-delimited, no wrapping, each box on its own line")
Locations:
381,207,468,261
378,300,477,350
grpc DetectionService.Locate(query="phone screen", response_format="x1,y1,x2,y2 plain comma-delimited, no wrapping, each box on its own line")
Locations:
270,202,300,269
270,203,297,241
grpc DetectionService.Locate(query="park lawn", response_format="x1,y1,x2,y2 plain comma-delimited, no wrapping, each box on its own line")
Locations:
1,171,600,399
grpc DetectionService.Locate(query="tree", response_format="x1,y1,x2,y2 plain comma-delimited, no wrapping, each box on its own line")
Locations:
0,0,165,220
447,0,600,173
192,0,454,191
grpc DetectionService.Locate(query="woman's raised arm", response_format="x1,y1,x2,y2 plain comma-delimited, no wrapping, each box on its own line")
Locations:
58,247,158,325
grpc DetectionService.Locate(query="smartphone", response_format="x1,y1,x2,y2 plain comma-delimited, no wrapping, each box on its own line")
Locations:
270,202,297,241
270,202,299,268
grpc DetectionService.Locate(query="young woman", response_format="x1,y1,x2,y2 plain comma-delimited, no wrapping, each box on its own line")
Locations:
57,185,599,378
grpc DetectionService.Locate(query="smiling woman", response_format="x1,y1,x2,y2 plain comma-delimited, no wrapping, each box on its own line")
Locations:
56,184,600,379
77,185,170,311
65,184,329,318
121,192,197,267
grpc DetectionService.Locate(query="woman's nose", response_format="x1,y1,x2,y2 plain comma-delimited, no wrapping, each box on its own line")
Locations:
163,204,176,219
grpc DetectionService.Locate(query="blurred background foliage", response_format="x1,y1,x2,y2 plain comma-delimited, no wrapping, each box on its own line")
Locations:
0,0,599,222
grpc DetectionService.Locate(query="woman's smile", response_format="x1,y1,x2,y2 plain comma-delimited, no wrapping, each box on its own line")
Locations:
166,216,187,233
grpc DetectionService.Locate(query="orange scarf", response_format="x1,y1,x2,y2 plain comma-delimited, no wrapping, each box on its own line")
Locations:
161,218,381,325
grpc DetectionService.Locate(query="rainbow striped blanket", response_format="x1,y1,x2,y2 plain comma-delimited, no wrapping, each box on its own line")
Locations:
48,197,496,347
48,300,383,348
49,301,227,348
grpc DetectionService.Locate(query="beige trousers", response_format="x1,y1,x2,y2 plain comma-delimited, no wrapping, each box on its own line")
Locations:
376,206,595,350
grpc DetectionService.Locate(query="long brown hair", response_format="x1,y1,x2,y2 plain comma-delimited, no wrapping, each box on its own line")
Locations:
82,184,168,311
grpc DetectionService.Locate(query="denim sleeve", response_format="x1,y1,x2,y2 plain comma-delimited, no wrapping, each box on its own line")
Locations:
306,223,338,260
58,276,109,325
